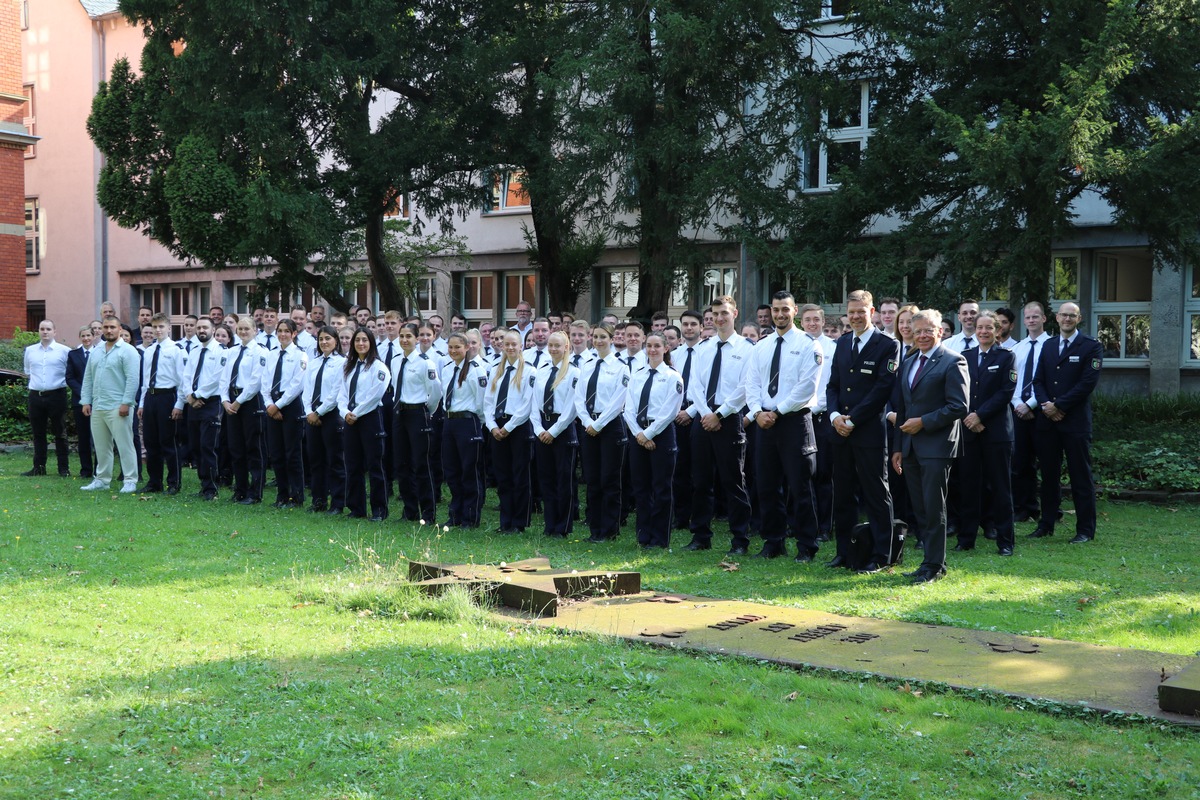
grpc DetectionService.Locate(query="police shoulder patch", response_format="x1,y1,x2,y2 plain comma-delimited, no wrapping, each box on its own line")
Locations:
427,369,437,380
478,376,488,387
378,369,386,382
886,359,898,373
220,356,227,366
530,374,537,387
572,377,578,389
1091,358,1101,371
259,357,267,367
815,351,823,366
621,374,630,387
1009,369,1018,383
676,380,683,394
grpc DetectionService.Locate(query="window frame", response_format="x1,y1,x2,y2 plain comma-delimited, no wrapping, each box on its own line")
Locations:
24,198,40,274
485,170,531,216
460,273,496,322
800,81,872,193
21,83,35,158
1089,250,1151,366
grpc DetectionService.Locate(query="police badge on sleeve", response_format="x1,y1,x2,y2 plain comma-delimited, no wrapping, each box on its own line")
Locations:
478,376,488,387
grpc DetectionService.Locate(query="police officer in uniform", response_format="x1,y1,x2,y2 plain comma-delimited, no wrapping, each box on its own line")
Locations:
684,296,754,555
623,332,684,549
178,318,226,500
746,292,823,561
1030,301,1103,543
303,326,347,514
958,312,1017,554
260,319,309,508
439,332,488,528
485,330,535,533
220,318,267,504
392,322,443,523
338,328,390,521
575,324,628,542
533,332,581,538
137,313,184,494
827,290,901,571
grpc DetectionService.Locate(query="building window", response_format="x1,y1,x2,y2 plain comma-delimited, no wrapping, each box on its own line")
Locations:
699,265,738,307
801,82,872,192
20,0,30,29
502,272,537,323
488,170,530,214
1050,254,1080,303
410,276,436,314
383,192,410,220
140,287,164,314
1091,250,1151,364
24,199,40,273
821,0,851,19
233,283,257,315
601,267,690,321
21,84,35,158
460,273,495,321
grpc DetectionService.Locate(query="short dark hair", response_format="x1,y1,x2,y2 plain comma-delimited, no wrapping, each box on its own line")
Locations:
994,307,1015,325
651,311,669,322
624,321,645,333
770,291,794,304
664,324,681,338
878,297,900,310
680,309,703,324
757,303,771,312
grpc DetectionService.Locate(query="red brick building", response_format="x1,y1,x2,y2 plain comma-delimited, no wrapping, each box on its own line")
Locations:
0,0,35,338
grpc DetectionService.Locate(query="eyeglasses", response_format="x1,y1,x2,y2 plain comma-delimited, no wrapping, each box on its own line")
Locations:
1057,313,1079,319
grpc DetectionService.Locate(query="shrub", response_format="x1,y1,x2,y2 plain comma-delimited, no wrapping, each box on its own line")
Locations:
1092,438,1200,492
0,383,30,443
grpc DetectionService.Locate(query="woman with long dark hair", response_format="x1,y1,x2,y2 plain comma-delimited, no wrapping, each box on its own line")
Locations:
337,327,391,521
623,332,684,548
391,322,442,523
484,329,534,533
439,332,488,528
303,326,346,514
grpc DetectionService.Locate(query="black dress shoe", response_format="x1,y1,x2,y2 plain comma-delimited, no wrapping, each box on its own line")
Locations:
727,545,749,556
326,507,344,515
22,467,46,477
279,502,299,510
368,514,387,522
983,529,998,541
816,531,831,543
856,561,883,574
138,484,163,494
1014,514,1034,523
200,492,217,501
1028,527,1054,538
825,555,847,569
794,552,815,564
997,547,1014,556
755,541,787,559
587,534,610,544
1068,534,1094,544
910,566,946,584
58,470,72,477
308,505,327,513
953,543,974,552
165,485,180,496
237,497,260,505
684,539,711,551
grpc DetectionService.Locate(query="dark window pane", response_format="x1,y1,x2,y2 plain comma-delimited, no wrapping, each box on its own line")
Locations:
1125,314,1149,359
1096,315,1121,359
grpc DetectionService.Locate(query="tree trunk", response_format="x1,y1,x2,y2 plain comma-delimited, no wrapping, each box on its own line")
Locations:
365,211,405,313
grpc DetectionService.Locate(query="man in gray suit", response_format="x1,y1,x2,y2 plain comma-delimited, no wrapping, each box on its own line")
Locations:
891,309,969,583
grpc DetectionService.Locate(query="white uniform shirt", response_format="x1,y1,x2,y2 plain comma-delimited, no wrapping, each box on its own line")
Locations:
532,361,580,439
302,352,346,416
391,350,444,413
294,329,318,358
336,357,389,416
523,345,550,369
687,332,753,419
259,344,309,408
1010,331,1051,410
574,352,627,431
220,341,265,405
177,340,226,406
944,331,977,352
255,330,280,351
808,333,837,413
439,358,488,416
623,362,684,441
745,327,822,418
137,339,184,407
484,359,535,433
673,342,703,419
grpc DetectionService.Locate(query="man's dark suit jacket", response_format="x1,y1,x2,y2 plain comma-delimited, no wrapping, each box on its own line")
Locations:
826,331,900,448
893,345,969,459
1031,334,1103,435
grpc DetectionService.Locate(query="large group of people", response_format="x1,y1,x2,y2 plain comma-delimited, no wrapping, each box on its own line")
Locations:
22,290,1103,583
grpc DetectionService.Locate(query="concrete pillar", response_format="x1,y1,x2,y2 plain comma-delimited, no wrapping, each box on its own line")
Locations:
1149,257,1184,395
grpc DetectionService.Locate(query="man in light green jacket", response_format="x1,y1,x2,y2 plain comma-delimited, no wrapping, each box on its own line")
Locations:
80,317,141,493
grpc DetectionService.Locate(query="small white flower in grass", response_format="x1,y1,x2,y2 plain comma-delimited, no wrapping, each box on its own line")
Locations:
419,519,426,526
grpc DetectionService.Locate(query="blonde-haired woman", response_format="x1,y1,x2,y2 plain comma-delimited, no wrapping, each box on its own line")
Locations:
484,330,535,533
533,332,580,538
623,332,684,548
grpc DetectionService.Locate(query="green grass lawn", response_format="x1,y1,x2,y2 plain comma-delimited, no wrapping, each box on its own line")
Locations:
0,451,1197,799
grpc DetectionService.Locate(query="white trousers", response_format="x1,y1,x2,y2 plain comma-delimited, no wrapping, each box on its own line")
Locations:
90,407,137,484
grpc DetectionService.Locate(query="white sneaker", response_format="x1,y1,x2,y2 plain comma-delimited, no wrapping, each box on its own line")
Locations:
81,479,107,491
120,481,138,494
